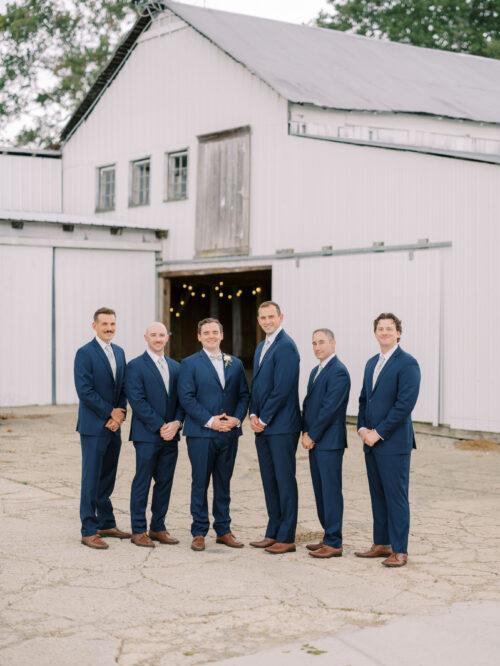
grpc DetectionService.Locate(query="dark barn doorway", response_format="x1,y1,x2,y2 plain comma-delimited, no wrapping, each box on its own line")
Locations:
162,268,271,367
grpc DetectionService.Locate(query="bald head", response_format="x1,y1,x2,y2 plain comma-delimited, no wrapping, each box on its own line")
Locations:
144,322,169,356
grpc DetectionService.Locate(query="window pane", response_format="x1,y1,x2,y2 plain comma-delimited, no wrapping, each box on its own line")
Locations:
167,151,188,200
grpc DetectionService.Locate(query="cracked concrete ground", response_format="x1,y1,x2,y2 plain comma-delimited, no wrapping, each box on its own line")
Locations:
0,406,499,665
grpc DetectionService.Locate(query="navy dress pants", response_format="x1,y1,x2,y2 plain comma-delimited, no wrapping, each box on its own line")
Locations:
187,437,238,537
309,448,344,548
130,441,178,534
365,451,411,553
255,432,299,543
80,431,121,537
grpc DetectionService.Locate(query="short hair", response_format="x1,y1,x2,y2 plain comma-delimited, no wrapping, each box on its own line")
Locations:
197,317,223,334
312,328,335,341
258,300,282,315
373,312,402,338
93,307,116,322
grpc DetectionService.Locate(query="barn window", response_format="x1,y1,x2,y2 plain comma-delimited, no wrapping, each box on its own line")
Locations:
166,149,188,201
195,126,250,257
129,157,150,206
96,165,115,211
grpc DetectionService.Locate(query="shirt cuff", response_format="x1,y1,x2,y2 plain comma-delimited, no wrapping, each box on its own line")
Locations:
259,418,267,426
205,417,214,428
358,427,368,434
373,429,383,441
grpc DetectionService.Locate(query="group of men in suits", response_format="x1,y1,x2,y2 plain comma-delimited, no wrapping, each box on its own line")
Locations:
74,302,420,568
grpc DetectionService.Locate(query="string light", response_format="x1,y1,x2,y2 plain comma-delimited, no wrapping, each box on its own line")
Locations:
219,292,224,298
219,281,224,286
201,293,206,298
252,289,256,295
188,285,193,290
180,300,185,306
215,286,219,291
256,287,262,293
169,307,174,312
182,283,187,288
175,312,180,318
228,294,232,299
191,292,196,296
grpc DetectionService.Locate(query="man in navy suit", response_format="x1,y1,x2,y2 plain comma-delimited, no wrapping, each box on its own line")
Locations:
302,328,350,559
74,307,131,549
178,318,249,552
249,301,301,554
356,313,421,567
125,322,184,548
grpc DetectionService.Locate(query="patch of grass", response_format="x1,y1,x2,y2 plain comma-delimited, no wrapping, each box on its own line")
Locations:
455,439,499,452
183,650,196,656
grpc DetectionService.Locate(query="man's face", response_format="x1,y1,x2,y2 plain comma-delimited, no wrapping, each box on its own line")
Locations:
92,314,116,342
198,323,223,352
312,331,336,361
257,305,283,336
145,323,169,355
375,318,400,350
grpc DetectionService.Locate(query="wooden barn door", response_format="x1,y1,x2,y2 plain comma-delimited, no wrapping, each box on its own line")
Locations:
195,126,250,257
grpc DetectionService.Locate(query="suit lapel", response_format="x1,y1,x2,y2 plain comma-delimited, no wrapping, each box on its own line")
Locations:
143,351,166,393
310,356,337,394
92,338,114,381
200,350,224,389
371,346,401,394
253,330,283,379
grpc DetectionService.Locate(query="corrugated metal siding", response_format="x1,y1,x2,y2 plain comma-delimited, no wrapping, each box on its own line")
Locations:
0,155,61,212
273,249,442,425
0,246,52,406
54,248,156,404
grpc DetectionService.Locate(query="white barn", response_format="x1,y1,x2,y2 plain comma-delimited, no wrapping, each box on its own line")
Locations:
2,2,500,433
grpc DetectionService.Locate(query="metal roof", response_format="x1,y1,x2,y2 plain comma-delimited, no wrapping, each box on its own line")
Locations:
167,2,500,125
61,1,500,142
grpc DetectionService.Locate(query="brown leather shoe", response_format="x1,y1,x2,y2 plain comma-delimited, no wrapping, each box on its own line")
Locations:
216,533,244,548
97,527,132,539
81,534,109,549
149,530,179,545
354,544,393,558
382,553,408,567
265,542,296,554
131,532,155,548
249,537,276,548
309,545,343,559
306,542,324,551
191,536,205,551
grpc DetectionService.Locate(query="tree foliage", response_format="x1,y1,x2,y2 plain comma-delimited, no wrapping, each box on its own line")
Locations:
0,1,138,147
317,0,500,59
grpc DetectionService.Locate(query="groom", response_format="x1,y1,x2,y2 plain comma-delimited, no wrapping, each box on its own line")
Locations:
178,318,249,551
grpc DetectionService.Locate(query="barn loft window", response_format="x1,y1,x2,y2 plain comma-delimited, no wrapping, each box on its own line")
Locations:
96,165,115,211
166,149,188,201
195,126,250,257
129,157,150,206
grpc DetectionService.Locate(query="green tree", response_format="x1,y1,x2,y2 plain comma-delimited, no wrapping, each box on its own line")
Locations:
0,1,138,148
317,0,500,59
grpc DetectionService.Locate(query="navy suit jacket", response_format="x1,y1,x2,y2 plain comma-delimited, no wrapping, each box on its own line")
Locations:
357,346,421,455
125,352,185,443
250,329,301,435
74,339,127,436
178,351,250,440
302,356,351,450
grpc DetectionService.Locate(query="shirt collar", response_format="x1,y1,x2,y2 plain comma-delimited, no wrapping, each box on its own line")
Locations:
320,352,336,369
147,348,165,364
95,336,111,351
380,343,399,362
203,347,222,360
266,326,283,345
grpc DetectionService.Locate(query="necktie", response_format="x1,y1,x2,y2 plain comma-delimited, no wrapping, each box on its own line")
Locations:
105,344,117,380
259,339,271,365
157,358,170,394
314,365,323,382
372,354,386,388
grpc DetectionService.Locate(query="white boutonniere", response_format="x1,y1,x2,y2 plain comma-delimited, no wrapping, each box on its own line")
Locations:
223,354,232,367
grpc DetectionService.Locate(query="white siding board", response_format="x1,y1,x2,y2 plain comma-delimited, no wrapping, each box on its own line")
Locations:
0,245,52,406
0,155,61,213
54,249,156,404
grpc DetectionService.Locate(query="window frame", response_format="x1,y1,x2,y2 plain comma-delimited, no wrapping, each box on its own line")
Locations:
165,148,189,202
129,156,151,207
95,164,116,212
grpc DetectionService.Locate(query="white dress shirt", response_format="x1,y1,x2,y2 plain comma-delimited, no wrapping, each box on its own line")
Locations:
147,349,169,394
204,347,225,428
95,336,116,379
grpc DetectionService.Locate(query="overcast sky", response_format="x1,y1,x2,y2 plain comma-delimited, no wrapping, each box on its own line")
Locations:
173,0,331,24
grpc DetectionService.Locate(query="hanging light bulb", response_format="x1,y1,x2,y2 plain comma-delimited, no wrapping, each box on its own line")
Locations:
175,312,180,318
252,289,256,295
219,280,224,286
256,287,262,293
215,286,219,291
182,283,187,289
188,285,193,290
219,292,224,298
191,292,196,297
201,293,206,298
180,300,185,306
169,307,174,312
228,294,233,300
